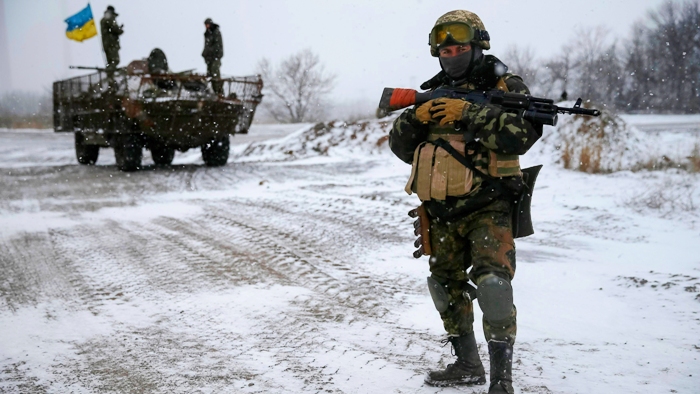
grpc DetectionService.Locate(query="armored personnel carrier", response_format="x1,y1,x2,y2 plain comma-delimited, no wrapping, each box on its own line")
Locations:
52,59,263,171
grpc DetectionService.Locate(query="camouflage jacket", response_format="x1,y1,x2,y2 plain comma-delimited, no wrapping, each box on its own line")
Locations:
100,15,123,51
202,24,224,61
389,55,542,218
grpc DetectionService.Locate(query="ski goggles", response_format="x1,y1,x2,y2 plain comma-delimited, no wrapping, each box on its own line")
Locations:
429,22,489,49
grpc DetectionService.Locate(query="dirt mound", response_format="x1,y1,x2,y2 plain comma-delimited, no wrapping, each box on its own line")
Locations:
235,117,395,162
535,102,649,173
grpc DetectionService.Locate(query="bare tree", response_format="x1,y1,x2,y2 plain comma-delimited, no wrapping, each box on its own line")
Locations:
501,45,546,95
544,45,575,100
622,0,700,113
646,0,700,112
569,26,617,103
256,49,336,123
623,21,654,111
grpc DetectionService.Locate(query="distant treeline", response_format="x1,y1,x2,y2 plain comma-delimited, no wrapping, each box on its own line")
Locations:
0,90,52,128
504,0,700,113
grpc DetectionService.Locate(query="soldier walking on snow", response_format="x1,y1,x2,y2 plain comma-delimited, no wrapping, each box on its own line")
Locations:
202,18,224,95
389,10,542,394
100,5,123,72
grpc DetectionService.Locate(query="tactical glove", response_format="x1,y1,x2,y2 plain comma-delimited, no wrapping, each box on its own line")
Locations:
430,98,471,126
415,101,435,124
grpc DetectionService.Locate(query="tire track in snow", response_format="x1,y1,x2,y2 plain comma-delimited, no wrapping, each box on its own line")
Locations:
142,202,450,391
17,221,285,392
0,231,90,312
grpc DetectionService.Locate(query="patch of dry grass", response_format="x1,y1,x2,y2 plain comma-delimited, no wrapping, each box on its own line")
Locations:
557,104,700,174
636,143,700,173
689,143,700,172
624,174,698,217
557,104,619,174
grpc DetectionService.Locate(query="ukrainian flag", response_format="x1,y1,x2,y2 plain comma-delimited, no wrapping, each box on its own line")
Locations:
65,4,97,42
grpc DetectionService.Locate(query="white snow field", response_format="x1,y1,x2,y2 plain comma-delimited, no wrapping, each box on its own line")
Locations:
0,115,698,394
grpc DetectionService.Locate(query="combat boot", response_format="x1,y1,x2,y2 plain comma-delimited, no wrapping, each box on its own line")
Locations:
487,340,514,394
424,332,486,387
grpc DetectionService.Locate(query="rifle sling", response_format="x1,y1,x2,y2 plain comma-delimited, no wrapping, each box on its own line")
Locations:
431,137,485,178
432,137,525,194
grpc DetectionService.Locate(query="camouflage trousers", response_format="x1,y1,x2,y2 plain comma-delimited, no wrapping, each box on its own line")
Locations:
206,59,223,94
428,199,517,345
104,49,120,72
103,49,120,92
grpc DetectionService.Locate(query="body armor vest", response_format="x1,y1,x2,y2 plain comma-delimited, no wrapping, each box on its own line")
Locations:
405,76,522,202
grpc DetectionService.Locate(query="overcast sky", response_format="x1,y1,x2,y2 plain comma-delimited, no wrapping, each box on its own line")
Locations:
1,0,670,103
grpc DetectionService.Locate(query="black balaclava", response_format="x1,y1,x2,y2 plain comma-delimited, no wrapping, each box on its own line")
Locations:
439,46,483,84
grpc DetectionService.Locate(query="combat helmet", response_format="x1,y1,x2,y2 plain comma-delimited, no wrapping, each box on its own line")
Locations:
429,10,490,57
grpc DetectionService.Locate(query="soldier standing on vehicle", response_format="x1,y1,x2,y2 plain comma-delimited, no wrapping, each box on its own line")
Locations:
100,5,123,72
202,18,224,95
389,10,542,394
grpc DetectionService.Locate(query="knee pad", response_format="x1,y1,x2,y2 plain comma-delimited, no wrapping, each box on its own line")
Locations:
427,276,449,313
476,273,513,323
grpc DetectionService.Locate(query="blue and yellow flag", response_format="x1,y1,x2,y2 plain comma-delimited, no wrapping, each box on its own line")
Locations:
65,4,97,42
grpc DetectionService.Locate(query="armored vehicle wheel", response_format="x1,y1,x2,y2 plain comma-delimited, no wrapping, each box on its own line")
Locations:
150,144,175,165
114,134,143,172
75,133,99,165
201,136,230,167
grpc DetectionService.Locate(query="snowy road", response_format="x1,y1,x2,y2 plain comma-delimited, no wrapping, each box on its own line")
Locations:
0,126,699,393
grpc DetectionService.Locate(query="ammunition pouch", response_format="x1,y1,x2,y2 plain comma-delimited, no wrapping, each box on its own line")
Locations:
405,138,475,202
408,204,432,258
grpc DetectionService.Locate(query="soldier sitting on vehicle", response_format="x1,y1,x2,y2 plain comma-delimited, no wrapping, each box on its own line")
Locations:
147,48,176,90
147,48,169,75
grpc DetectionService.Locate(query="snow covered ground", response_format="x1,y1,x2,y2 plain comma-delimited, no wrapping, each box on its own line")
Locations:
0,116,699,393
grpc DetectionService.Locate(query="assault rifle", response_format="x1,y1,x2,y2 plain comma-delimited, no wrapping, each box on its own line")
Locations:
69,65,122,71
70,65,194,76
378,87,601,126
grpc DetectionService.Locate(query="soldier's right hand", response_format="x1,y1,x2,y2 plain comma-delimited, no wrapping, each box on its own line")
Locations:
415,101,435,124
429,98,471,126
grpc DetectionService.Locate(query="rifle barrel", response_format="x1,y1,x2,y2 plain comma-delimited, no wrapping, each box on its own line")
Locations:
558,107,601,116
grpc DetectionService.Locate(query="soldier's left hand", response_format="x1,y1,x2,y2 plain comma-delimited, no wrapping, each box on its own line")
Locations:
429,98,471,126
